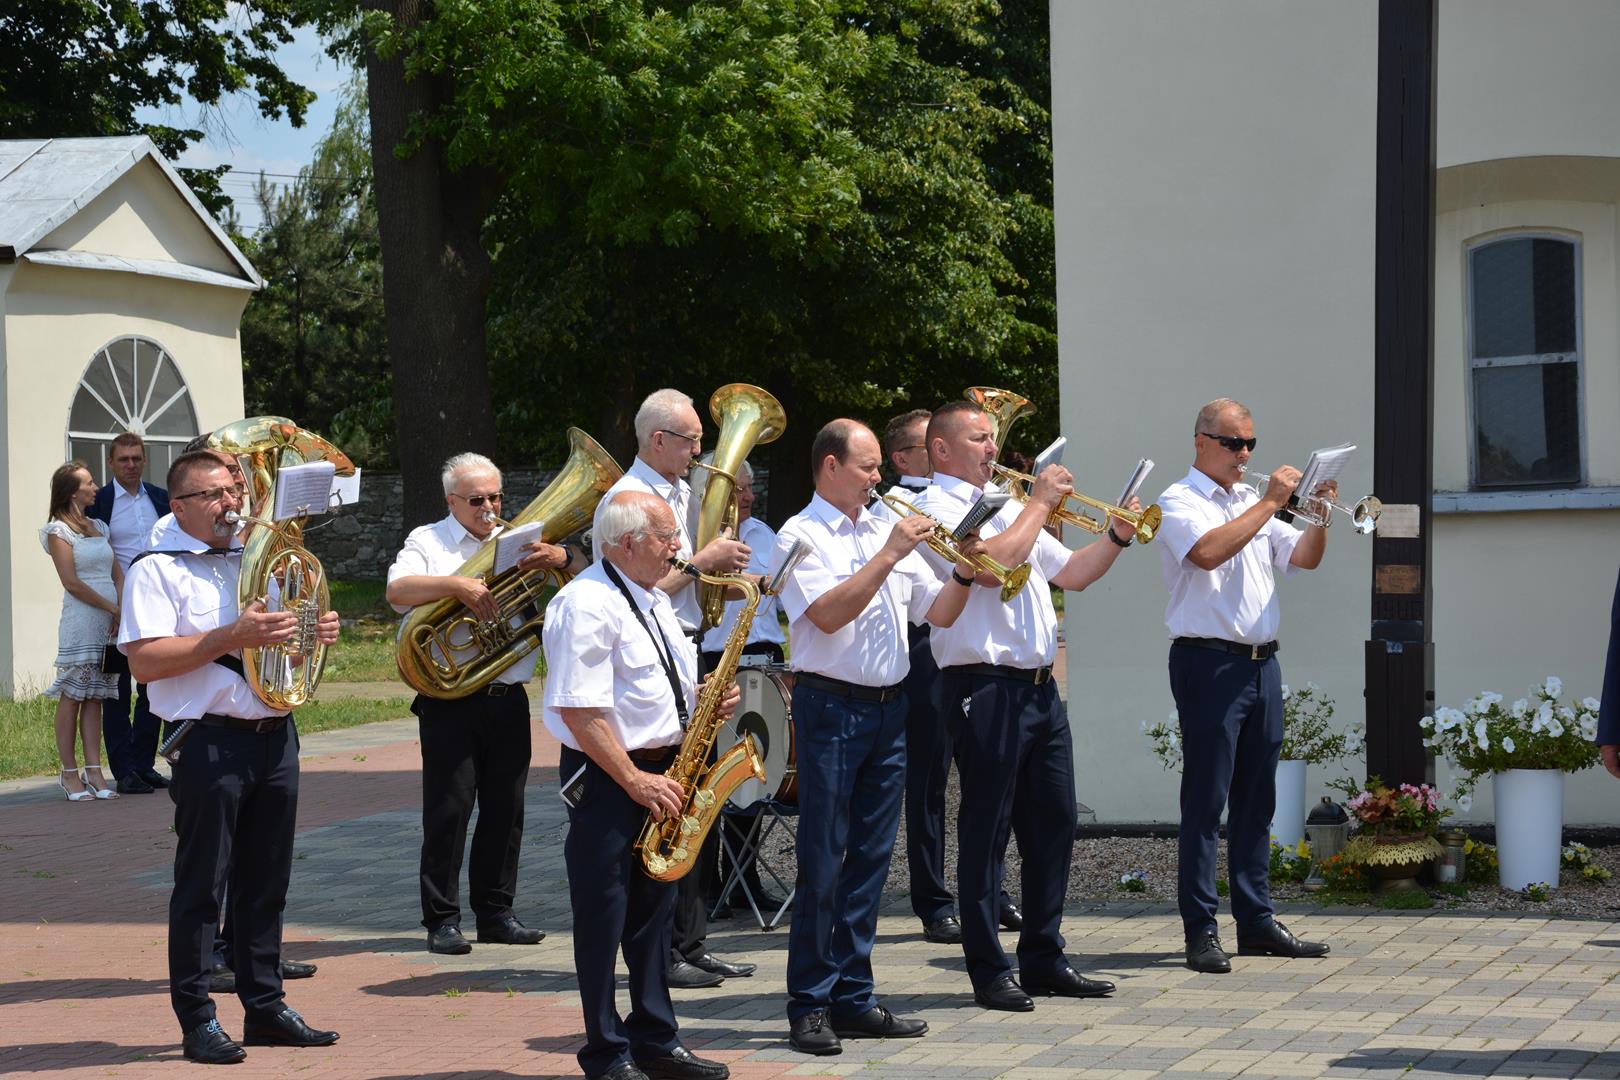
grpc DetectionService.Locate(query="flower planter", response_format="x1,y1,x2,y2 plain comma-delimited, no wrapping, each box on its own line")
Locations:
1270,759,1307,851
1493,768,1564,891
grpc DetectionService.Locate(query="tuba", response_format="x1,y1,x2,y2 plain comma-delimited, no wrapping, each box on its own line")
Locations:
396,427,623,699
966,386,1036,457
208,417,354,710
690,384,785,631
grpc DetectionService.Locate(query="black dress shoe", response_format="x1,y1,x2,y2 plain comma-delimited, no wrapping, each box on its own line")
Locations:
182,1019,246,1064
922,916,963,944
974,973,1034,1012
787,1009,842,1055
140,767,170,788
209,962,236,994
240,1008,339,1047
1236,919,1330,958
634,1044,730,1080
281,959,317,979
999,903,1024,930
686,952,755,978
598,1063,649,1080
831,1004,927,1039
1021,964,1115,998
427,925,472,955
1186,931,1232,974
666,958,724,989
117,774,154,795
476,915,545,944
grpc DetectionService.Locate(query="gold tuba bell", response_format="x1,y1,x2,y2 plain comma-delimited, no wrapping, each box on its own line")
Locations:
965,386,1036,457
208,417,355,710
395,428,623,699
691,384,785,631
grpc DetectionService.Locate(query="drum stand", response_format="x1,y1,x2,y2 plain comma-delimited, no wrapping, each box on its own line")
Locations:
714,800,796,930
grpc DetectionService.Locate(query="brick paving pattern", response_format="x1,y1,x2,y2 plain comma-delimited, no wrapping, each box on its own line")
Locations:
6,704,1620,1079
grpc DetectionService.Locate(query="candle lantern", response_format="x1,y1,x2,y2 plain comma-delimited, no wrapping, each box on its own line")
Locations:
1435,829,1467,884
1303,796,1350,892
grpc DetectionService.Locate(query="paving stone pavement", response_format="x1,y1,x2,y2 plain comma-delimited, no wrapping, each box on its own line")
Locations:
6,715,1620,1079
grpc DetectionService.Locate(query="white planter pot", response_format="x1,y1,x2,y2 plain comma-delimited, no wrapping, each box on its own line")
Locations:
1270,759,1308,852
1493,768,1565,891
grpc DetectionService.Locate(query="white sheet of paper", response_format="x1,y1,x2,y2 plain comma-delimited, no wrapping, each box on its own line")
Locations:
1118,458,1155,506
272,462,338,519
493,520,544,575
330,467,362,507
1297,443,1356,497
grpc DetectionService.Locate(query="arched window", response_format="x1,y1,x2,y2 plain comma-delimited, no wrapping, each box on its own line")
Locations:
1466,233,1583,488
66,336,199,484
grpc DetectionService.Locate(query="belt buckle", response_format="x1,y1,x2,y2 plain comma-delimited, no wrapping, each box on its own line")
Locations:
1250,644,1265,661
487,683,510,697
252,717,275,733
1033,667,1050,685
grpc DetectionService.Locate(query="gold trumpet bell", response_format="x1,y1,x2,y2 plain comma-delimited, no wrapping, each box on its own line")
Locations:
998,562,1032,602
1133,504,1163,544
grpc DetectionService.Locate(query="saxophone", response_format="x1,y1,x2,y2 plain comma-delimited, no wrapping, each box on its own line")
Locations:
634,559,768,882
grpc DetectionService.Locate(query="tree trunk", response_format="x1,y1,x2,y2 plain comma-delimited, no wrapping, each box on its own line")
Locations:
364,0,501,530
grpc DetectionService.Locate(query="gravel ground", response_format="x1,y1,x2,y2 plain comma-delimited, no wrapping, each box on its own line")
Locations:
740,770,1620,920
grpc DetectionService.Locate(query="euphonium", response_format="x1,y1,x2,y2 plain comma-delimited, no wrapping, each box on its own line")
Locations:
208,417,355,710
636,559,772,881
691,384,785,631
396,427,623,699
966,386,1035,457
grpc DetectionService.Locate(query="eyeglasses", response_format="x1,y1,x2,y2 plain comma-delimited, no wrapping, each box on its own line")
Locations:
649,527,680,544
658,429,702,447
451,491,504,508
896,444,927,453
172,485,238,504
1199,432,1257,453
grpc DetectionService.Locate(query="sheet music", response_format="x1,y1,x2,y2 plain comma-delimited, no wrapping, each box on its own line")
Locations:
1296,443,1356,497
272,462,338,519
1118,458,1154,506
330,467,362,507
493,520,544,575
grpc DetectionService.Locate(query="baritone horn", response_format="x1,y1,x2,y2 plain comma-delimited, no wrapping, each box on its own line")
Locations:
396,427,623,698
965,386,1035,456
989,463,1162,544
879,493,1031,601
1239,465,1382,534
691,384,785,631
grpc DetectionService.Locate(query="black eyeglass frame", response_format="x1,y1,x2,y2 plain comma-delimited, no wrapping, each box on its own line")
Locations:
1199,432,1258,453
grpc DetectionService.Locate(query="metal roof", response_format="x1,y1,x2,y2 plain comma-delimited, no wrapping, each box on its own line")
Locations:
0,136,262,289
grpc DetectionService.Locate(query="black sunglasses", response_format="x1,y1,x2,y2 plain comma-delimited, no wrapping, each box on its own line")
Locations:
451,491,504,508
1199,432,1257,453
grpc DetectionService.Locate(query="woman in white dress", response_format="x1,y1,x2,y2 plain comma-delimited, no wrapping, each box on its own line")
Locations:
41,461,123,801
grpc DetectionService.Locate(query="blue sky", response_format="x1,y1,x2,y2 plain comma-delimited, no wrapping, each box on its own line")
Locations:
135,22,349,233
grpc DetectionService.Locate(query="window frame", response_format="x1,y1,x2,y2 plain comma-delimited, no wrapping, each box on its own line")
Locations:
1463,230,1585,490
64,334,199,486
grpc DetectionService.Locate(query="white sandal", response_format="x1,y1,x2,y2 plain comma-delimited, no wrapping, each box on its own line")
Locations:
58,768,94,802
82,764,120,800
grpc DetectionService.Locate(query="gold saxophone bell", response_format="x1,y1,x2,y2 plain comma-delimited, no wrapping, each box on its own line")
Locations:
879,493,1031,602
692,384,785,631
989,463,1162,544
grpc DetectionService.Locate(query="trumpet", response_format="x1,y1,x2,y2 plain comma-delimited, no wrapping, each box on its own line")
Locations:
988,463,1161,544
879,493,1031,601
1239,466,1382,534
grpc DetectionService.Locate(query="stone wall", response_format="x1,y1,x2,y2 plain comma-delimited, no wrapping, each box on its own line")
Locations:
304,467,772,581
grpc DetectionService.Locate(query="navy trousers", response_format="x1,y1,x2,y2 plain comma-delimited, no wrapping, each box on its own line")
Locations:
944,670,1074,991
414,690,531,931
1168,643,1284,942
103,652,158,782
561,745,680,1079
902,625,955,923
786,682,906,1021
168,719,299,1032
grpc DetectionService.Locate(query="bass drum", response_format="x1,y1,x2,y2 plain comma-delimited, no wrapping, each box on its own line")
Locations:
716,667,797,808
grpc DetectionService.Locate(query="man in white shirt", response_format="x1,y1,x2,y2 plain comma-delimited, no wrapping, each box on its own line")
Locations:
1156,398,1333,975
592,388,754,988
386,452,579,956
545,491,737,1080
916,401,1138,1012
773,419,979,1056
121,451,341,1065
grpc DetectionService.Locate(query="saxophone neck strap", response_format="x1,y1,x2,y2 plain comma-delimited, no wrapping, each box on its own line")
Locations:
601,560,690,730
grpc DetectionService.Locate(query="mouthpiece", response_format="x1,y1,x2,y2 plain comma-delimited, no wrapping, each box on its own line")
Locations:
669,556,701,579
224,511,243,524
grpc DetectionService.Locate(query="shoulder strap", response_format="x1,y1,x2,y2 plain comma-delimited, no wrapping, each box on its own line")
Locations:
601,560,690,729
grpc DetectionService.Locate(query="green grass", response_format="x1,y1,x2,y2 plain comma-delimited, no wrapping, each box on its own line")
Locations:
323,617,402,682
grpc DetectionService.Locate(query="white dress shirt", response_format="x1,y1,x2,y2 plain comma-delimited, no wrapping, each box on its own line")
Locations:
592,456,699,631
386,513,539,683
542,561,696,751
699,514,786,653
117,532,282,722
109,482,161,571
772,494,942,687
1156,467,1303,644
872,475,933,523
915,473,1069,669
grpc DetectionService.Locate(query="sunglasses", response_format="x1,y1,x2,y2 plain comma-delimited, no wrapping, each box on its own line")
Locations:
1199,432,1257,453
451,491,504,508
172,485,239,504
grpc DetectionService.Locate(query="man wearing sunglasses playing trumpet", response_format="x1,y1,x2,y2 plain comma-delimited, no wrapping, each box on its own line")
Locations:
1156,398,1333,976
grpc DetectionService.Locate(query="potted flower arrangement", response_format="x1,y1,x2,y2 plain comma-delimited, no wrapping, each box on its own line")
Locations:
1421,676,1601,890
1338,776,1447,891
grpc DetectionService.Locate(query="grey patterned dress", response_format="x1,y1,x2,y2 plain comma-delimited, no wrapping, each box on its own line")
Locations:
40,518,119,700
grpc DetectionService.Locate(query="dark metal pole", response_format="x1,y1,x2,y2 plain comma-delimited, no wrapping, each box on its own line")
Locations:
1365,0,1437,786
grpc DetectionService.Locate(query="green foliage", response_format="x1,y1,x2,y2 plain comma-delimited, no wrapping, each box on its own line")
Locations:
0,1,316,216
1377,889,1433,910
1463,838,1498,885
1319,851,1373,893
1561,842,1612,883
1215,878,1229,898
1520,881,1551,902
1117,869,1147,893
1280,682,1363,767
1269,838,1312,883
1344,776,1449,839
1423,678,1602,799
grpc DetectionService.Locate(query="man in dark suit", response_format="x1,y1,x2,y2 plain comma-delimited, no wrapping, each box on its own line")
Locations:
88,432,169,794
1598,567,1620,779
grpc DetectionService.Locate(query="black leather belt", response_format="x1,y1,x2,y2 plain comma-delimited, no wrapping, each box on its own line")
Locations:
1174,636,1280,661
794,671,904,704
942,662,1055,685
483,682,525,697
627,744,680,763
191,712,289,733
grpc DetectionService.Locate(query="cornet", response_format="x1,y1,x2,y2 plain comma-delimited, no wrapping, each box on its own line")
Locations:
989,464,1162,545
879,493,1031,602
1239,466,1382,534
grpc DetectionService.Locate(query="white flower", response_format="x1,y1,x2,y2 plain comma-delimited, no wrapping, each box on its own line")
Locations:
1583,697,1602,712
1548,719,1565,738
1482,691,1504,707
1502,736,1516,754
1537,700,1555,725
1168,730,1179,747
1511,698,1530,719
1457,793,1473,813
1544,676,1563,698
1280,684,1291,700
1475,719,1490,750
1305,681,1322,693
1420,716,1434,730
